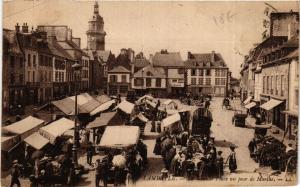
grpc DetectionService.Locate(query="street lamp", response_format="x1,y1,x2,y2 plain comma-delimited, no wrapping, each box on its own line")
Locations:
72,61,82,166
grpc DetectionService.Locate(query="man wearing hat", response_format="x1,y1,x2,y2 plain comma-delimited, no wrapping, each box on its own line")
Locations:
10,160,21,187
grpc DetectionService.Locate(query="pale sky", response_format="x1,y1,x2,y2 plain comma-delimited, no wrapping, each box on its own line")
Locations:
3,0,299,77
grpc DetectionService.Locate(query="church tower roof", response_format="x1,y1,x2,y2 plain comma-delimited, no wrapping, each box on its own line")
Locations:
89,1,103,22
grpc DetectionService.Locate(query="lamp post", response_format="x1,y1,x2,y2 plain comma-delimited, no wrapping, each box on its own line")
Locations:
72,61,82,166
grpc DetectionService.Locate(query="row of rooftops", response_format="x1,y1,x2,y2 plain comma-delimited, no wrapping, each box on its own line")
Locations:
241,34,298,73
4,23,89,63
5,23,228,72
130,50,228,68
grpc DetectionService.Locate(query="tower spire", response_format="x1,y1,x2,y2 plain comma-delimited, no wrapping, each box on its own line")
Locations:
94,1,99,15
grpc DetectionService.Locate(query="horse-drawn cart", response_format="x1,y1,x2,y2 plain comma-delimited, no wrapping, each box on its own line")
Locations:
98,126,146,185
232,110,247,127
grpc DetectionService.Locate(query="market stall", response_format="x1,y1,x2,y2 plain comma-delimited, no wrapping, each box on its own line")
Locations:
161,113,183,133
2,116,45,141
39,118,75,144
99,126,140,149
90,100,116,116
24,132,50,150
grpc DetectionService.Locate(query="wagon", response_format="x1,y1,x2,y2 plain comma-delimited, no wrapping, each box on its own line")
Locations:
98,126,145,185
232,110,247,127
191,107,213,137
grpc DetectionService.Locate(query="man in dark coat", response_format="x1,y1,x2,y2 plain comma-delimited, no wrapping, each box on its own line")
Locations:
86,142,94,165
137,139,147,165
10,160,21,187
101,159,109,187
95,159,102,187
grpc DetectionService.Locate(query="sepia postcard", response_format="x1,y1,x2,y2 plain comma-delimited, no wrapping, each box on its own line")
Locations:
1,0,299,186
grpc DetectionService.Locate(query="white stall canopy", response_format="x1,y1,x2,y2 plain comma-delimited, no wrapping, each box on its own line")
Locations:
115,100,135,114
99,126,140,148
2,116,45,141
39,117,75,144
24,132,50,150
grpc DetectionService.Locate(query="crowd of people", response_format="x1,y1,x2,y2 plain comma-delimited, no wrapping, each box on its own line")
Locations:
94,139,147,187
154,130,238,180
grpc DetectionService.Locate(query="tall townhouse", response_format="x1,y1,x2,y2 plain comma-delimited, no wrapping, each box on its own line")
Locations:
185,51,229,97
284,48,299,139
47,36,73,99
3,27,25,111
132,59,167,97
37,25,90,93
107,66,131,96
17,24,54,104
106,48,134,96
152,50,185,96
260,35,298,131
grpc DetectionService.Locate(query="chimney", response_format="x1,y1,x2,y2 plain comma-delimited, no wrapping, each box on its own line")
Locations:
47,36,56,44
22,23,29,33
15,23,20,32
149,54,153,65
127,48,135,62
211,50,215,63
287,23,291,40
187,51,193,59
67,28,72,41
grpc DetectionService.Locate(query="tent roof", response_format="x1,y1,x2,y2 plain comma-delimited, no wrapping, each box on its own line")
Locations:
162,113,181,128
99,126,140,148
137,95,154,103
24,132,49,150
132,113,149,123
90,100,116,116
87,112,118,129
116,100,135,114
39,117,75,144
163,99,176,106
2,116,44,135
95,95,111,104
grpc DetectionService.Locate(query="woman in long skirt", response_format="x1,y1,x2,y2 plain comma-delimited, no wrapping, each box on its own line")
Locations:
226,146,237,173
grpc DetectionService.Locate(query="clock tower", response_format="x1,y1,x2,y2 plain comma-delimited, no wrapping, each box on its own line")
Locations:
87,2,106,50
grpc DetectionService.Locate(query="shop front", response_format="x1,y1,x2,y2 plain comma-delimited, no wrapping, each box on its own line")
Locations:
260,98,286,130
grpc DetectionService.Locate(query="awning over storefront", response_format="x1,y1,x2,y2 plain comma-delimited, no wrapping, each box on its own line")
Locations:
90,100,116,116
243,96,252,105
39,117,75,144
99,126,140,148
2,116,45,141
87,112,118,129
282,110,298,117
115,100,135,114
245,102,256,109
24,132,49,150
260,99,283,111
